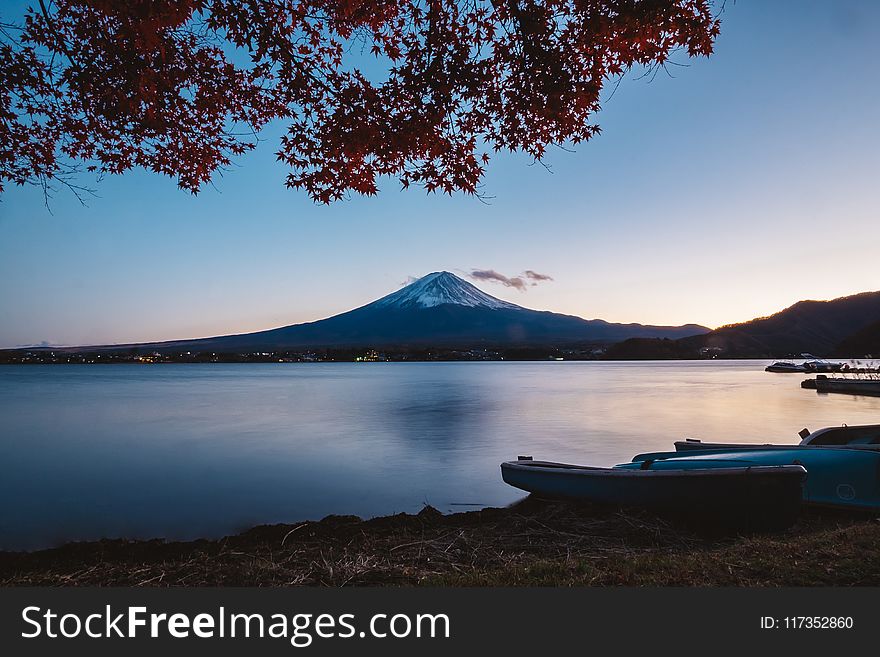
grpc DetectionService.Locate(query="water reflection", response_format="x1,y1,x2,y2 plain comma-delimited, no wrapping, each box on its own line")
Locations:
382,380,492,447
1,361,879,550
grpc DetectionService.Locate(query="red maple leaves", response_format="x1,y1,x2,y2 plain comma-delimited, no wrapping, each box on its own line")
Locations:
0,1,719,202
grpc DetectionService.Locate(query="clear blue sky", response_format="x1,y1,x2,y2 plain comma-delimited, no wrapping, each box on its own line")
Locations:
2,1,879,347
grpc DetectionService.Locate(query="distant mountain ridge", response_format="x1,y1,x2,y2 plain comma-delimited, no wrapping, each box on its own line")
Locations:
697,291,880,356
607,290,880,359
83,271,710,353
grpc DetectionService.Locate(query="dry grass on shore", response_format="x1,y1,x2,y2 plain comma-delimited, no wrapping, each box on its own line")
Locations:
2,498,879,587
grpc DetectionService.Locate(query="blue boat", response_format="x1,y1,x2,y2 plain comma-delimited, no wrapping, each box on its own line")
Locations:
629,447,880,511
501,458,806,530
674,423,880,453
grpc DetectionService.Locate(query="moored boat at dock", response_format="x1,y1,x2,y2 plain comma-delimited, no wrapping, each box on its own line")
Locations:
765,355,844,373
766,361,807,373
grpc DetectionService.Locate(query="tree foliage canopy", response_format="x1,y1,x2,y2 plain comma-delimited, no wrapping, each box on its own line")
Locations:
1,1,719,202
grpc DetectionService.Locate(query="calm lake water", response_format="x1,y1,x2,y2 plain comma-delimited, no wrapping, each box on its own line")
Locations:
2,361,879,550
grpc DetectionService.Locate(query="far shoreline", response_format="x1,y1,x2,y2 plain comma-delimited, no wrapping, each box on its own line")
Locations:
0,354,839,365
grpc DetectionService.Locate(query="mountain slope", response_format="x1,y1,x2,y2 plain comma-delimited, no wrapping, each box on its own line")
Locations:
835,319,880,357
607,290,880,358
696,291,880,356
122,272,709,352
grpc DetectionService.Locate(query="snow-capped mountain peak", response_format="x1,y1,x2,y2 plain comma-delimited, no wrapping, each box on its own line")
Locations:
370,272,523,311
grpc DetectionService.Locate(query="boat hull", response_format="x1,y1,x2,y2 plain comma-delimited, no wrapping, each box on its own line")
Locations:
766,365,807,373
630,448,880,511
501,460,806,530
674,424,880,452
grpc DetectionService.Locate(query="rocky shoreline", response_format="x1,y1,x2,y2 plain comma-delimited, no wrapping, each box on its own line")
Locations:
2,499,879,586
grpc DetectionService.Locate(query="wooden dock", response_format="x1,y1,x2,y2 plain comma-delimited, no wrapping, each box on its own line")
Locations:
802,376,880,397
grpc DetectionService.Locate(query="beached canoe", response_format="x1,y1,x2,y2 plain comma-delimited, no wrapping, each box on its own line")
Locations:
500,458,806,530
674,423,880,453
630,447,880,511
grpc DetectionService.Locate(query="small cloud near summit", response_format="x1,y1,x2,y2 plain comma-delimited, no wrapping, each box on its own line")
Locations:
524,270,554,283
468,269,526,291
468,268,554,292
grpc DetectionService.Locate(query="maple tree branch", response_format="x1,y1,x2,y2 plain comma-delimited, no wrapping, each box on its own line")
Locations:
2,0,721,203
37,0,79,68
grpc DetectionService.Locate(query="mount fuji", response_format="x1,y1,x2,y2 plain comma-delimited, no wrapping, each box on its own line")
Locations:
132,272,708,352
